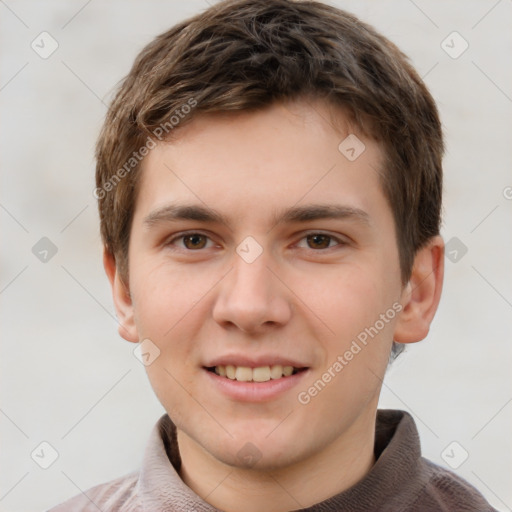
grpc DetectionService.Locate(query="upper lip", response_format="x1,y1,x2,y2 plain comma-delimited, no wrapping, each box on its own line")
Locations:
204,354,308,368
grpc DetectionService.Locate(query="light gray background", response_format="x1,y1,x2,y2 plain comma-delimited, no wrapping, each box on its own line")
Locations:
1,1,511,511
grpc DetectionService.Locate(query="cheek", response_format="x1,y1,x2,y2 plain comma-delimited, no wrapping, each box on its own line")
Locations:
131,264,208,410
303,264,398,379
130,259,214,339
302,265,385,336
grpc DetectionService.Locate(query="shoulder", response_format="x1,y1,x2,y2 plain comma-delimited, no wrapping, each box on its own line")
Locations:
47,471,140,512
408,457,498,512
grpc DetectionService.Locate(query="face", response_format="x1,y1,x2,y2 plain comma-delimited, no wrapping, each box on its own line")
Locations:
120,100,407,470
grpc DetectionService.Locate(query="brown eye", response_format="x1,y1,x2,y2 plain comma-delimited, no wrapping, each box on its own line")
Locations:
182,234,208,249
306,234,333,249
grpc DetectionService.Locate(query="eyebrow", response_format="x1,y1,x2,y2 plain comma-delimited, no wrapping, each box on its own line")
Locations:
143,203,370,229
274,204,370,226
143,204,227,228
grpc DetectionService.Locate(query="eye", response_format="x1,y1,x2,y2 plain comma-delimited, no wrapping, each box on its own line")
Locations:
297,233,342,250
168,232,214,250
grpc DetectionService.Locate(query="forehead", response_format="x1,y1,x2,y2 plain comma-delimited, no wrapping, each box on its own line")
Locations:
134,99,387,226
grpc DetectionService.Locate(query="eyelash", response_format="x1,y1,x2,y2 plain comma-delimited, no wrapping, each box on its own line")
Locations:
167,231,216,250
165,231,347,251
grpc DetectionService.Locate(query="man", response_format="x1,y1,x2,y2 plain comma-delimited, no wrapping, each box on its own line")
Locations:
50,0,496,510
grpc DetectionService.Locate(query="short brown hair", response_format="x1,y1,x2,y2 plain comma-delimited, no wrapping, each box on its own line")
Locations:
96,0,443,284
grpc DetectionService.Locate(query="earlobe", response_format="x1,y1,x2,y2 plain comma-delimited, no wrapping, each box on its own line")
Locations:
393,236,444,344
103,249,139,343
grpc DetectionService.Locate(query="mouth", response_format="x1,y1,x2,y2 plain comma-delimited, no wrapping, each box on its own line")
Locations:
205,365,307,382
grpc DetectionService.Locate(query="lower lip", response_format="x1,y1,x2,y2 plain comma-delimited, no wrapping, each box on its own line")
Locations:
204,368,309,402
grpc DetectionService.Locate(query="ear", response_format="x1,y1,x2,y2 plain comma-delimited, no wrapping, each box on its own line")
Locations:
103,249,139,343
394,236,444,343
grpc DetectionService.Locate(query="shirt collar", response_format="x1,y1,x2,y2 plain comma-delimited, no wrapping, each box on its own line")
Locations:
137,409,420,511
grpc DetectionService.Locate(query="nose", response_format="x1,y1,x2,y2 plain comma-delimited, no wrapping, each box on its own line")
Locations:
212,253,292,334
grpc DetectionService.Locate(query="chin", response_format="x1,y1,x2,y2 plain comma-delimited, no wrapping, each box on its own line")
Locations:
219,444,304,472
203,426,309,471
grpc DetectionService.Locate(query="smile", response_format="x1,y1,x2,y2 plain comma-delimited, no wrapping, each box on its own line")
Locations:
207,365,305,382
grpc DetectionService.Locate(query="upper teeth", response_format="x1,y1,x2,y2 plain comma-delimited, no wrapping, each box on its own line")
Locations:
214,365,295,382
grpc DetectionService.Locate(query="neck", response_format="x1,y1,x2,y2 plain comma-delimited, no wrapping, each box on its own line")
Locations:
177,411,377,512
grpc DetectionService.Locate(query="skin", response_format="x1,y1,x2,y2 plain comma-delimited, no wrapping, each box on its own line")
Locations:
104,99,444,512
